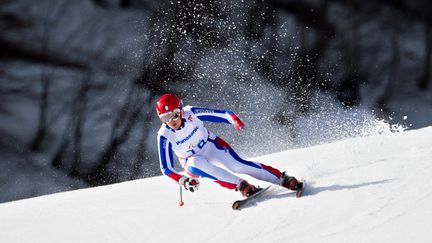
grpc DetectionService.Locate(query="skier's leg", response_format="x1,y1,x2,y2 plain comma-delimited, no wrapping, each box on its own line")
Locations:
207,137,302,191
206,135,282,184
184,155,242,190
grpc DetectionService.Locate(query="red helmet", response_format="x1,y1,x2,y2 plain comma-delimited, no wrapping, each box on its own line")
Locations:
156,93,182,115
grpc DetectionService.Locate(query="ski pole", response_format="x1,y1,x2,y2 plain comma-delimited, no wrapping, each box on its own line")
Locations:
179,185,184,206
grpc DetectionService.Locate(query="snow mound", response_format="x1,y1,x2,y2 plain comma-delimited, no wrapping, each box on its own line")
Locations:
1,127,432,242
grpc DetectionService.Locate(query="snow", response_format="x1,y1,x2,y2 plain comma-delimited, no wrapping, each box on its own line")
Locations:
1,126,431,242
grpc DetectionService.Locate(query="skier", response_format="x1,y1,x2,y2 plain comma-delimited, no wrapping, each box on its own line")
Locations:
156,93,303,198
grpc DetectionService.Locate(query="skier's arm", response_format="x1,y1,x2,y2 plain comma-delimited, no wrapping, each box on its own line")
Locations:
157,134,200,191
157,135,182,182
189,106,245,130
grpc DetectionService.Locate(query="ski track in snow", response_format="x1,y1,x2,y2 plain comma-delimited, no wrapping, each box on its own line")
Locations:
1,127,432,242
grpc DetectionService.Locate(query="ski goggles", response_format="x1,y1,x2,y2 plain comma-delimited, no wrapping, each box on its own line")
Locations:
159,108,181,123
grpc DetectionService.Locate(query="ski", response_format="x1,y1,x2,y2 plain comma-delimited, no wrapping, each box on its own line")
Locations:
232,178,307,210
232,185,272,210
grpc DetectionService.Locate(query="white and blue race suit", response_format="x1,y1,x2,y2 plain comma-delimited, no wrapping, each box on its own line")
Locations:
157,105,283,189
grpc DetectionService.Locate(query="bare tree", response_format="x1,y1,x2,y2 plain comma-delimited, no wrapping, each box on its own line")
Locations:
272,0,335,114
135,0,227,93
244,0,280,82
46,3,142,184
418,1,431,90
69,71,91,177
377,14,401,112
30,1,69,151
130,108,156,180
85,84,148,185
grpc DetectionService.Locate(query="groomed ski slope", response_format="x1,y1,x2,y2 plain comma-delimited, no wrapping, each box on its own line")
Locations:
1,127,432,243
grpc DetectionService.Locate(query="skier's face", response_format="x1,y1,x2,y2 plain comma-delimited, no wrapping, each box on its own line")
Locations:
159,109,182,130
165,117,182,130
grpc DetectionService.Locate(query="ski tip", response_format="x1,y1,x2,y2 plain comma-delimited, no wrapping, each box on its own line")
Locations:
232,201,241,210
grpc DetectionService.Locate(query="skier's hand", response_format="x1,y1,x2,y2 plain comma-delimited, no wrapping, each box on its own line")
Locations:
231,114,245,130
179,176,200,192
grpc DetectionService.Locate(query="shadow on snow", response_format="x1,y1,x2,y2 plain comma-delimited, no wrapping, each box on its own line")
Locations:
239,179,394,209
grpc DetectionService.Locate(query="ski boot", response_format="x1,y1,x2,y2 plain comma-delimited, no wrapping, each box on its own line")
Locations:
237,180,260,198
280,172,303,196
